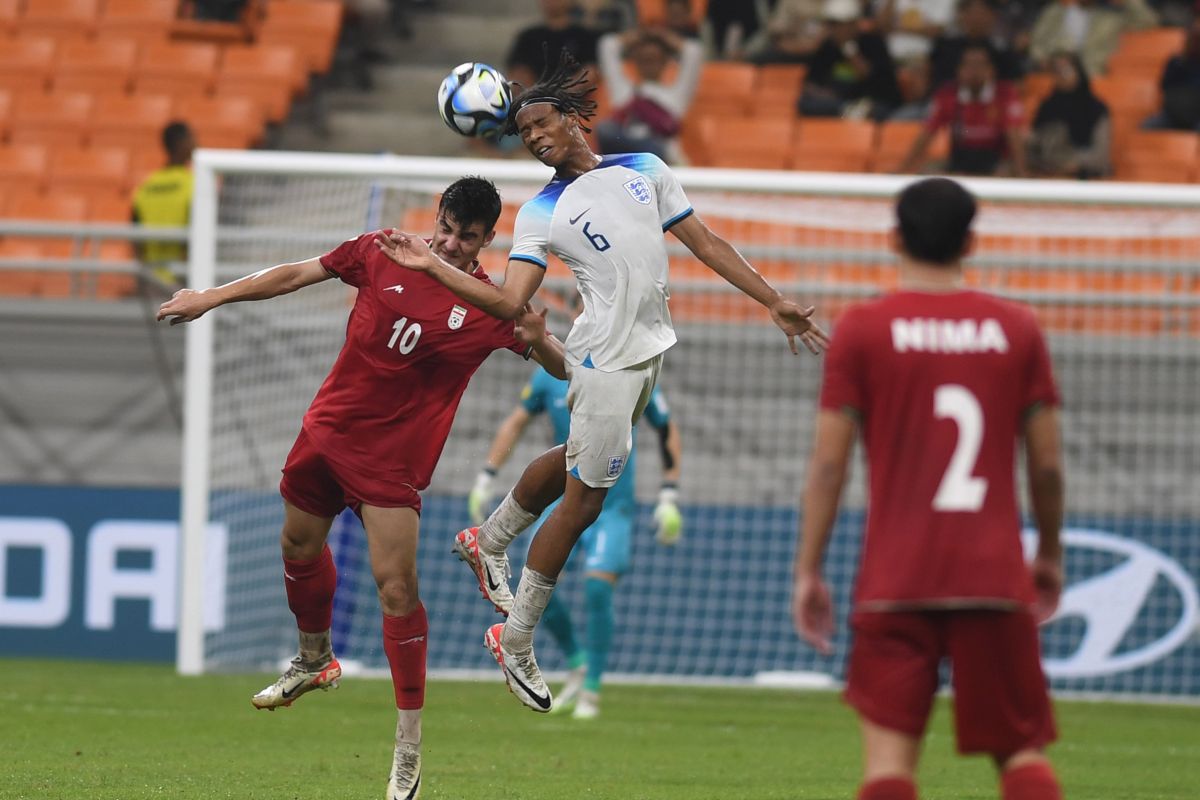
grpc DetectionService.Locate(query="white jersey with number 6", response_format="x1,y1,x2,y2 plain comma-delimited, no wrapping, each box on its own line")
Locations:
509,153,693,372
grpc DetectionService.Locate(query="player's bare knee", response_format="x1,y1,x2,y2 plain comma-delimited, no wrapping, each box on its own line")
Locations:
279,528,325,561
376,573,419,617
995,748,1049,773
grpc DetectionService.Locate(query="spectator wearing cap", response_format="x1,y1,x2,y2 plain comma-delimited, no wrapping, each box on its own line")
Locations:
595,26,704,162
1029,0,1156,76
899,43,1027,175
799,0,903,119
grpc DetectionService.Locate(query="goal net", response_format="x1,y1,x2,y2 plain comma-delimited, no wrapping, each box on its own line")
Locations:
180,151,1200,701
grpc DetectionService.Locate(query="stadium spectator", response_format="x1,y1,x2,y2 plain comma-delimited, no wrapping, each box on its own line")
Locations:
799,0,904,120
899,44,1026,175
875,0,957,63
664,0,702,38
1143,19,1200,131
706,0,762,59
752,0,826,64
1027,52,1111,178
890,56,934,118
132,121,195,287
1028,0,1157,76
595,27,704,162
190,0,247,22
928,0,1023,92
793,175,1065,800
507,0,601,89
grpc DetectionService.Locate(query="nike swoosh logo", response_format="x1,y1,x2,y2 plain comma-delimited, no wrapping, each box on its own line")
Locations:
281,682,304,700
568,209,590,225
394,772,420,800
505,665,552,709
484,568,503,593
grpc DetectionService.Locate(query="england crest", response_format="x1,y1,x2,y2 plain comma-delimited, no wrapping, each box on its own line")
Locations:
623,176,652,205
448,304,467,330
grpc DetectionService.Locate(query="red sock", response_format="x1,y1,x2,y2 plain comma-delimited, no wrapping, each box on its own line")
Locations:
1002,762,1062,800
858,777,918,800
282,545,336,633
383,604,428,709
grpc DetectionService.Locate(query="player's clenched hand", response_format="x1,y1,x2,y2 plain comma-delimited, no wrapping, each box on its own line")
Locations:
156,288,215,325
513,304,549,346
374,231,435,271
769,300,830,356
793,573,835,654
1030,554,1063,624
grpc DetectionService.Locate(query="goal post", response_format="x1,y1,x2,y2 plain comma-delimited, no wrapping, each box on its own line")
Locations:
180,149,1200,700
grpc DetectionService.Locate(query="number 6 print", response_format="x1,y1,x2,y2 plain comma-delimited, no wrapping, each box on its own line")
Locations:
582,221,611,252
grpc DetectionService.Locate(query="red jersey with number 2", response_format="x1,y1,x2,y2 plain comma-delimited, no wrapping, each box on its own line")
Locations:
305,230,529,488
819,290,1060,609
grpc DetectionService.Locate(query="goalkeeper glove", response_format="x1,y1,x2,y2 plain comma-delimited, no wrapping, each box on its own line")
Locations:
653,484,683,545
468,468,495,526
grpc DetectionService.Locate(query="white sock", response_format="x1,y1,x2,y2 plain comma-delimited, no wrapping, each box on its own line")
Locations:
501,566,557,654
478,491,537,556
395,708,422,748
298,629,332,666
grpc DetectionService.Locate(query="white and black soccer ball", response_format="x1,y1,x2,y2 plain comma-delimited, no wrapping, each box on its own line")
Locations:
437,62,512,140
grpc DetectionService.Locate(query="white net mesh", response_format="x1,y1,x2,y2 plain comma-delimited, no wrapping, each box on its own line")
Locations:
191,155,1200,699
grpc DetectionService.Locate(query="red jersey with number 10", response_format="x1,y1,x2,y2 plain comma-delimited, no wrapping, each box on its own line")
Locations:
819,290,1060,609
304,230,529,488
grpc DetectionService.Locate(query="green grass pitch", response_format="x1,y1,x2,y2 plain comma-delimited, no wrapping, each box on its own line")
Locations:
4,659,1198,799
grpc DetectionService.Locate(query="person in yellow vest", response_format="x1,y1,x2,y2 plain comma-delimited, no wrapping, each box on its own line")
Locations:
132,122,195,286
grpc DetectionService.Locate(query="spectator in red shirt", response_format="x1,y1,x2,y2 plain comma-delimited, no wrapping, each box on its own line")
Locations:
899,44,1027,175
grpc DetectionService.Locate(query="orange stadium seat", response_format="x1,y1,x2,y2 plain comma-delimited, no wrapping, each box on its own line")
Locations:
0,143,49,194
89,92,174,153
1109,28,1187,76
3,191,90,297
754,64,806,109
692,63,757,116
0,89,10,139
97,0,177,45
178,95,265,149
19,0,101,38
699,115,794,169
791,118,874,171
875,120,949,171
48,146,132,199
134,41,219,96
0,37,57,93
636,0,707,24
1124,129,1199,162
1022,72,1054,102
0,0,19,35
9,92,93,147
86,195,138,292
54,39,139,93
214,44,303,123
258,0,343,75
129,148,165,187
1091,77,1158,119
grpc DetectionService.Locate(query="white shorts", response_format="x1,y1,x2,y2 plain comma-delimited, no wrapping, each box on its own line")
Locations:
564,354,662,488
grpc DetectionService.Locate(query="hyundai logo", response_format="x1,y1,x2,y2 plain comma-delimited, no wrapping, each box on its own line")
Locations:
1023,529,1200,679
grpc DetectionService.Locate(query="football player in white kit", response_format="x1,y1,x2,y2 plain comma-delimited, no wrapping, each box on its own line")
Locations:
374,50,829,711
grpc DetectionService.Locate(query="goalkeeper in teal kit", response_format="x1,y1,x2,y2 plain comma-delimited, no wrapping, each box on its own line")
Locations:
470,362,683,719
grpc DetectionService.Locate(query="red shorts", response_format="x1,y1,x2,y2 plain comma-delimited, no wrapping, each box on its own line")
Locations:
280,427,422,518
844,608,1057,757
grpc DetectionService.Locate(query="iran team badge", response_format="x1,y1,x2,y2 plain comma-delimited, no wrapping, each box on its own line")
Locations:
623,176,652,205
448,304,467,330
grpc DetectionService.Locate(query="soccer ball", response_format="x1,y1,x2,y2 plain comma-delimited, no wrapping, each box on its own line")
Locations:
437,62,512,140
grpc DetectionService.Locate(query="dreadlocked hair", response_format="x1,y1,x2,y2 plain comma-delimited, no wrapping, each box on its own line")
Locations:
505,47,598,136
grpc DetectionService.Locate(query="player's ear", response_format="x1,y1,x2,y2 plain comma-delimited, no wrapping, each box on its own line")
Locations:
482,228,496,249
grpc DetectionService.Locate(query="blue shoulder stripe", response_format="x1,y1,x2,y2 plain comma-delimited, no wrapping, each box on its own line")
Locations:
662,207,694,231
510,254,547,268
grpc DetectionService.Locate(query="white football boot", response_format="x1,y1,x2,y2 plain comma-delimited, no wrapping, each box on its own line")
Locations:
385,742,421,800
572,690,600,720
251,655,341,710
452,527,513,615
484,623,553,712
549,663,587,715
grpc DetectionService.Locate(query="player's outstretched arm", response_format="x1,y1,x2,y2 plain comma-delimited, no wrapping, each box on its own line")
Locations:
515,305,568,380
793,409,856,654
668,214,830,355
469,404,535,525
373,232,544,320
156,258,332,325
1025,405,1065,623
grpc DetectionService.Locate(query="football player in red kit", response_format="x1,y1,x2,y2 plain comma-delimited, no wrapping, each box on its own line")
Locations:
157,177,565,800
793,177,1065,800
